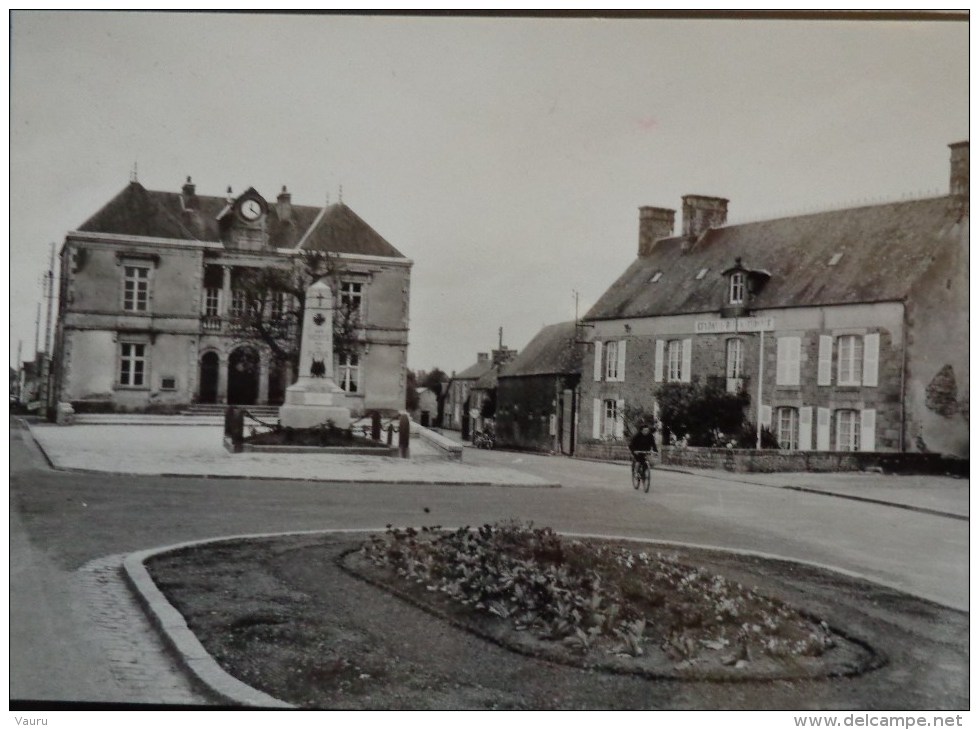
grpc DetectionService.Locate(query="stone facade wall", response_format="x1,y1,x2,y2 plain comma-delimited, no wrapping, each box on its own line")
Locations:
578,303,907,454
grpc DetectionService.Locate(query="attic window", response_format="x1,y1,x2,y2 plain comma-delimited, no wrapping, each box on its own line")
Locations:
828,252,844,266
695,268,709,280
649,271,663,283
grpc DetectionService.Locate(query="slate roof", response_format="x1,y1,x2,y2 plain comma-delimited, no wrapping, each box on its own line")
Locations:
500,321,583,378
585,196,964,320
453,358,494,382
77,182,404,257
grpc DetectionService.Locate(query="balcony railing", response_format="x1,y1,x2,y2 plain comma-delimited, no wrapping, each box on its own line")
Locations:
201,315,223,332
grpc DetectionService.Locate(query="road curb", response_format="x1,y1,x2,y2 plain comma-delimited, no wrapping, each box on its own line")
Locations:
123,544,295,708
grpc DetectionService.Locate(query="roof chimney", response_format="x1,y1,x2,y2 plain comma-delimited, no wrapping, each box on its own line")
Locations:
682,195,729,239
181,176,199,209
638,206,675,256
477,352,489,363
277,185,293,221
949,141,969,198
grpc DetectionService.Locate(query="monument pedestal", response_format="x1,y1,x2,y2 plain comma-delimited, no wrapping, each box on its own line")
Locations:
279,378,353,429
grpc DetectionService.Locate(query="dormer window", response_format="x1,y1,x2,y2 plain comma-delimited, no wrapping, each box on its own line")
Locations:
696,268,709,280
649,271,663,283
729,271,745,304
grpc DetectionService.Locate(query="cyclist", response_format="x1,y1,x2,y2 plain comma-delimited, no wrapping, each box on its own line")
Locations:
629,423,658,490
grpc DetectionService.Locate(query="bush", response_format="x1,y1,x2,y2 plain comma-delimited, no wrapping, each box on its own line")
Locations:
657,382,750,447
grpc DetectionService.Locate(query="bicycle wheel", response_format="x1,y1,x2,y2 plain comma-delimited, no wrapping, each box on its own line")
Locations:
642,464,651,493
631,463,641,489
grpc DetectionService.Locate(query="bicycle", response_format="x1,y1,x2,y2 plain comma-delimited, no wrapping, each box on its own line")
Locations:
631,451,653,493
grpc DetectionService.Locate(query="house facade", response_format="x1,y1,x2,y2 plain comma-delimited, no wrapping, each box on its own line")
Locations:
495,321,583,454
578,142,969,460
54,178,412,415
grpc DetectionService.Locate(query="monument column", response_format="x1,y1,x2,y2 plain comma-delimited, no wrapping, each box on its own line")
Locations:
278,279,354,428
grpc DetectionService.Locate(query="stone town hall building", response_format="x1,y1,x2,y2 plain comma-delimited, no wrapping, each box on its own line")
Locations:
579,142,969,459
53,178,412,414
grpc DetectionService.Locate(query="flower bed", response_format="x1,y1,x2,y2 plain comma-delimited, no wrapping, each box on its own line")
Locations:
354,522,875,680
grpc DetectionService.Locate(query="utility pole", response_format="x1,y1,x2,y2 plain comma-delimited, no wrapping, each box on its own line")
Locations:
498,326,503,350
34,303,40,357
44,243,55,355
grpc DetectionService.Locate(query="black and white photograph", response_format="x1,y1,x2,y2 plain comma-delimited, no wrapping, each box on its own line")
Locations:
8,9,969,719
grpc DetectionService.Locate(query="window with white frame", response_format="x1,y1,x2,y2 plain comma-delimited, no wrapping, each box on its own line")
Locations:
726,338,743,378
776,407,799,450
835,409,860,451
603,399,619,438
605,341,620,381
336,352,360,393
119,342,147,387
230,289,247,318
123,265,150,312
204,288,220,317
269,291,291,321
667,340,683,382
340,281,364,316
729,272,745,305
837,335,864,385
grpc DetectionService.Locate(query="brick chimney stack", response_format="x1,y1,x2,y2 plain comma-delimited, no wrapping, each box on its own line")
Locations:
477,353,489,363
638,206,675,256
682,195,729,239
181,176,199,209
277,185,293,221
949,141,969,198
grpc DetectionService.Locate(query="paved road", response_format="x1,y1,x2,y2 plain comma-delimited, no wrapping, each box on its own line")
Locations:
9,422,968,706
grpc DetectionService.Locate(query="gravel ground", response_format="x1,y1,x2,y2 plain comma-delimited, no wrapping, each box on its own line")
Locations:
145,533,968,710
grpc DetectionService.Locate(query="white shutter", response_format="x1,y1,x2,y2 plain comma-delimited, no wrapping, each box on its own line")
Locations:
614,399,625,438
863,333,880,387
776,337,801,386
860,409,876,451
654,340,664,383
760,405,772,428
617,340,627,382
816,407,831,450
775,338,787,385
799,406,813,451
681,338,692,382
592,399,601,438
818,335,833,386
593,342,603,382
788,337,801,386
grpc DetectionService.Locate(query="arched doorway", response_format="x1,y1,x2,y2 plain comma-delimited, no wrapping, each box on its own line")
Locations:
199,351,220,404
227,346,260,405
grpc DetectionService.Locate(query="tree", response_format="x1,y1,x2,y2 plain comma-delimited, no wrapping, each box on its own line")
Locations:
228,250,362,379
405,370,420,411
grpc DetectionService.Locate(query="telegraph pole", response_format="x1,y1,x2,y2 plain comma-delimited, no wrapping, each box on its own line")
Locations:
44,243,55,355
34,303,40,357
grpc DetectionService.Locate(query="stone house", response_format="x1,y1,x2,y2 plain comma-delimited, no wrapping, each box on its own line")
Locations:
495,321,584,454
441,347,517,438
53,178,412,415
578,141,969,460
412,387,439,427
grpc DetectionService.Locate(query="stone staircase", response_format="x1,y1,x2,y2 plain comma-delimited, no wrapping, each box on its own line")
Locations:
182,404,282,420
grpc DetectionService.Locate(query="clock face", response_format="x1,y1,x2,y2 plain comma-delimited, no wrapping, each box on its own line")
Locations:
238,199,263,221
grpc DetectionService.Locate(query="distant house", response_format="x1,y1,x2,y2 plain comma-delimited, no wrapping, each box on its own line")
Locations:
578,141,969,460
442,353,494,433
412,387,438,427
442,347,517,438
496,321,584,454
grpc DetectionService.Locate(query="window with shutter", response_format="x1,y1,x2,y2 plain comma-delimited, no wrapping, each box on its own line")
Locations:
593,341,603,382
605,341,619,381
592,398,601,438
776,407,799,449
835,409,860,451
838,335,864,385
616,340,627,382
654,340,664,383
776,336,801,386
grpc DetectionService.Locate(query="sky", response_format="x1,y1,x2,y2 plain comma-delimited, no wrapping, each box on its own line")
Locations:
8,11,969,375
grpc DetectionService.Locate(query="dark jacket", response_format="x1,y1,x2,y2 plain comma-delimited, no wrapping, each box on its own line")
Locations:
629,430,658,454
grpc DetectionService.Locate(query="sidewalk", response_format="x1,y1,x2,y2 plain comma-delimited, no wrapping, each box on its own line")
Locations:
26,422,557,487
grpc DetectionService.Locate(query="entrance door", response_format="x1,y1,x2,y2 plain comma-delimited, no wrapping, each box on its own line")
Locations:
199,352,219,404
227,347,259,405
